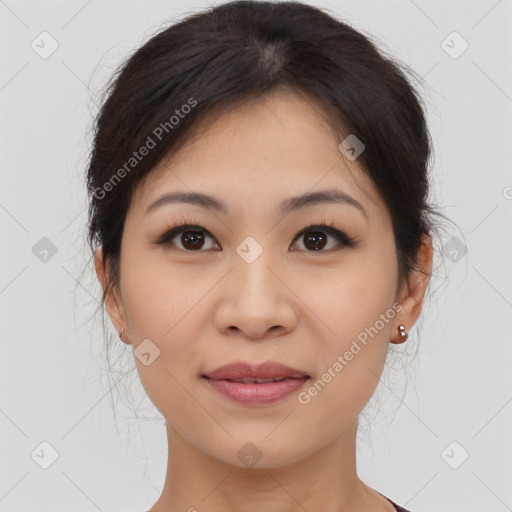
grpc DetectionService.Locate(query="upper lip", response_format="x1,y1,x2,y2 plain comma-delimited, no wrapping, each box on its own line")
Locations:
202,361,310,380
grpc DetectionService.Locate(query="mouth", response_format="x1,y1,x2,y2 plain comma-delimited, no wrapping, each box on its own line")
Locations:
200,361,310,406
201,375,310,406
202,360,310,381
209,376,302,383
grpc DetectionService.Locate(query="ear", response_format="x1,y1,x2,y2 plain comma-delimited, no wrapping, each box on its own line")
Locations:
391,233,433,344
94,245,131,344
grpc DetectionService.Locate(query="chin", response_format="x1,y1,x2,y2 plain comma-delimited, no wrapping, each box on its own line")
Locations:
205,435,313,470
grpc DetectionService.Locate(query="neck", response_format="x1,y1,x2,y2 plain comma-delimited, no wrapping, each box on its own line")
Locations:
149,419,395,512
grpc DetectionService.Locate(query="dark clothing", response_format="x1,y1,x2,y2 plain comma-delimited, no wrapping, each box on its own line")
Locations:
382,493,412,512
144,492,412,511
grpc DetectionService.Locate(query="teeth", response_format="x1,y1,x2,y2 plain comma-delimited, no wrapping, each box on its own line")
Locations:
230,377,288,383
257,377,278,383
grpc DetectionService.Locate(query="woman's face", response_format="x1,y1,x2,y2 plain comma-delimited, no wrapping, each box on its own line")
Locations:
97,90,426,468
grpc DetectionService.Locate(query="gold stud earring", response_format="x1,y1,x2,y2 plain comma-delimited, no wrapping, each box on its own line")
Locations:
119,328,128,342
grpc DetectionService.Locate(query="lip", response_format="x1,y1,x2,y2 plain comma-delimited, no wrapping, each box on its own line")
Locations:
202,361,310,380
201,361,310,406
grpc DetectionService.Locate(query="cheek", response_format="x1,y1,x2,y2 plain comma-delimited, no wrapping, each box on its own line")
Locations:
304,252,397,347
329,275,396,343
298,253,398,401
120,250,198,338
119,250,207,386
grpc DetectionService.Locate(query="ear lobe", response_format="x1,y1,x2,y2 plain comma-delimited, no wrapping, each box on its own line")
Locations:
391,234,433,342
94,246,129,343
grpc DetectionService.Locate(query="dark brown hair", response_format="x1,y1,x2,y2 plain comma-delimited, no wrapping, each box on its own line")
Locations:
86,0,445,323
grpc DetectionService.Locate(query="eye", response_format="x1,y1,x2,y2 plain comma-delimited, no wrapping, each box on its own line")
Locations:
153,219,356,252
155,224,219,251
291,222,356,252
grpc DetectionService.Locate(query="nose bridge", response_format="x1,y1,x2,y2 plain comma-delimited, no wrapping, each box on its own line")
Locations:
232,236,281,304
214,236,296,338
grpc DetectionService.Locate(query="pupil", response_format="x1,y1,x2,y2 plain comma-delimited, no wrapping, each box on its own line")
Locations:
182,230,204,250
305,231,326,250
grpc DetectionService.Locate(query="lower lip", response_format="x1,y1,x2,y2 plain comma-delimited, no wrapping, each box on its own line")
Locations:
203,377,309,406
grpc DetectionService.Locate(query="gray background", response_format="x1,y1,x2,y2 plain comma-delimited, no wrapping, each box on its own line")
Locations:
1,0,511,511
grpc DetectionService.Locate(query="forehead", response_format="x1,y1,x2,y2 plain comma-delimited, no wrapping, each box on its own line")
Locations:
132,89,384,222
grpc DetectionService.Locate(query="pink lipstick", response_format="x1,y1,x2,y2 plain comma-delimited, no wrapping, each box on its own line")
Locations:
202,361,310,406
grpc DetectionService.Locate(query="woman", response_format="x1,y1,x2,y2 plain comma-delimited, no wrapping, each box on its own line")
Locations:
87,1,442,510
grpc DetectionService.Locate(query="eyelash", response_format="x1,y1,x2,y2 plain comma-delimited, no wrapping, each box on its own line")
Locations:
153,215,357,252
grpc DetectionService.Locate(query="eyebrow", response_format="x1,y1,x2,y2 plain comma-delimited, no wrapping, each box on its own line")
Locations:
144,188,367,219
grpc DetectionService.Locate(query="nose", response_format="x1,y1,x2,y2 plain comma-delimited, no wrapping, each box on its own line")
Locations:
213,250,298,340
